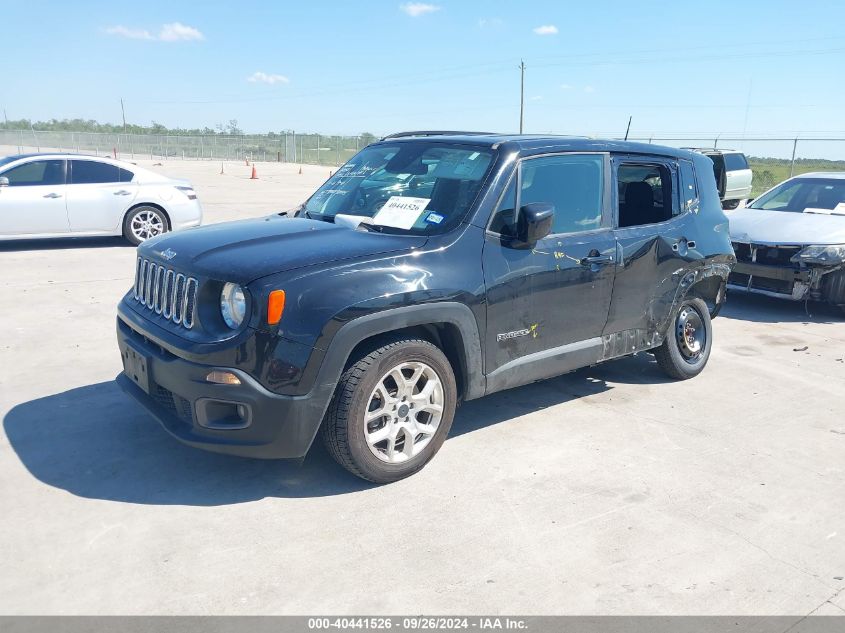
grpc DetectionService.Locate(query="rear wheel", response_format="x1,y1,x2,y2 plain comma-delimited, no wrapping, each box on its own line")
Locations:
321,338,457,483
654,297,713,380
123,205,170,245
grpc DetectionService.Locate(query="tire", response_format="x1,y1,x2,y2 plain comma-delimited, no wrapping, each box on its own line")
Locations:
654,297,713,380
321,338,457,483
123,205,170,246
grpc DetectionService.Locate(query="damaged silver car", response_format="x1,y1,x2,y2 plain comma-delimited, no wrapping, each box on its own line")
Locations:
728,172,845,311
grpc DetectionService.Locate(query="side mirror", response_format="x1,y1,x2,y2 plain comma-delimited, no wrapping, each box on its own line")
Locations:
512,202,554,248
0,177,8,187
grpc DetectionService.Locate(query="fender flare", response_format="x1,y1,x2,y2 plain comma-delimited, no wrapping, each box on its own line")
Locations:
662,263,731,332
313,302,485,401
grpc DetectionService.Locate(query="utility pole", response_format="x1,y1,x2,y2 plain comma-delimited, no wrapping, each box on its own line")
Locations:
518,60,526,134
120,98,127,134
2,108,7,128
624,116,632,140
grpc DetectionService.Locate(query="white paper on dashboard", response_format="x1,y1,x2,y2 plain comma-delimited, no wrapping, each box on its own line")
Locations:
372,196,431,229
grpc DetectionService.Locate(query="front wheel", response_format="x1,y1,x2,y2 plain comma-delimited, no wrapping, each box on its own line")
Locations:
321,338,457,483
654,297,713,380
123,205,170,245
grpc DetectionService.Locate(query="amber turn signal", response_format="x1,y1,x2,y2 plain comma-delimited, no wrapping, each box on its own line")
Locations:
268,290,286,325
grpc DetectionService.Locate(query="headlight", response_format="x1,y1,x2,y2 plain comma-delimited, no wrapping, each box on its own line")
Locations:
220,282,246,329
790,244,845,265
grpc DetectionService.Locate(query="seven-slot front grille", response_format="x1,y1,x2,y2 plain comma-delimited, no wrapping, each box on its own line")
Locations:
133,257,198,329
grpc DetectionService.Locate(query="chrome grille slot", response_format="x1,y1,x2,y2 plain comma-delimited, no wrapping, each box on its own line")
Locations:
162,270,175,319
132,258,198,330
173,274,186,324
183,278,198,328
153,266,165,314
145,263,156,308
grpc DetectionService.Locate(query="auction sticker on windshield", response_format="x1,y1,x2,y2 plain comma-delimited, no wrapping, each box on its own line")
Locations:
373,196,431,229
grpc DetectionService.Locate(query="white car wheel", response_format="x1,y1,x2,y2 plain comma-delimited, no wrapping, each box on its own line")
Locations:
124,206,170,245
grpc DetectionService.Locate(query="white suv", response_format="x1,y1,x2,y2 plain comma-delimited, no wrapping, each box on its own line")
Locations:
689,149,753,210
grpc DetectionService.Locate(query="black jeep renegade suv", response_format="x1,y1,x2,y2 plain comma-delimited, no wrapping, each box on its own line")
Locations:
116,133,735,483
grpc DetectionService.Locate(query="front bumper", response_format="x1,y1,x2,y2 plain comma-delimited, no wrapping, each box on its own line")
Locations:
728,261,812,300
116,316,328,459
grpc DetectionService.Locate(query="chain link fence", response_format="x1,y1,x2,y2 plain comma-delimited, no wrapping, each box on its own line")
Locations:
2,129,844,196
0,129,373,166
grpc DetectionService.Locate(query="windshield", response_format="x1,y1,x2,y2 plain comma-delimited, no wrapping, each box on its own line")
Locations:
301,141,494,233
749,177,845,214
0,156,23,170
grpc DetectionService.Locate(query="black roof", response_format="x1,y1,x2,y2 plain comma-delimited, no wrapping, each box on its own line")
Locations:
379,131,697,160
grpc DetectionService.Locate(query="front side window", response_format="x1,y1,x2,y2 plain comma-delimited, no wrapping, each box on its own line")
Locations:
1,160,65,186
520,155,604,235
750,178,845,213
301,141,495,234
70,160,121,184
489,154,604,237
617,162,676,227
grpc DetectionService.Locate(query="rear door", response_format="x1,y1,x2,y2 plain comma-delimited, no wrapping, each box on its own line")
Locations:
66,159,138,233
606,155,698,342
0,159,68,235
482,152,616,389
723,153,752,201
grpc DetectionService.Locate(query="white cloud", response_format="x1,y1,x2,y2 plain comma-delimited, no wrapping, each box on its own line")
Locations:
533,24,559,35
400,2,440,17
105,25,154,40
247,71,290,85
159,22,204,41
560,83,572,90
105,21,204,42
583,85,595,93
478,17,503,29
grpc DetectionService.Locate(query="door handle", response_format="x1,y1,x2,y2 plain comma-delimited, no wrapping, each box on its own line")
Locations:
43,192,62,199
113,190,132,196
580,254,615,266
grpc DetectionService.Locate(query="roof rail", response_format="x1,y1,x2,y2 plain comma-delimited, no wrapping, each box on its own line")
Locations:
380,130,495,140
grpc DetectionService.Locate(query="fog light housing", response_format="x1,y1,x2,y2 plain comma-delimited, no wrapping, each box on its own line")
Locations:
206,370,241,385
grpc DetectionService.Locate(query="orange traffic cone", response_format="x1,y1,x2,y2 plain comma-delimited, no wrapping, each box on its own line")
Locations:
250,165,258,180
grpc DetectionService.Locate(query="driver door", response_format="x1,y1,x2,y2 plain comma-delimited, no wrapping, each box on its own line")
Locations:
0,159,69,235
481,153,616,392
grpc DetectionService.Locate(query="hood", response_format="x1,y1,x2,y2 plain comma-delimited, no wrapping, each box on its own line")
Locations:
729,207,845,246
140,216,427,283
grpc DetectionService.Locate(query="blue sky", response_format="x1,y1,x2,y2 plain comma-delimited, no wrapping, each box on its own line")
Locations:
3,0,845,139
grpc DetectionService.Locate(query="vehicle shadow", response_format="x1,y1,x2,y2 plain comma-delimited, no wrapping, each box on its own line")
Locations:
3,354,665,506
721,291,845,324
0,236,132,252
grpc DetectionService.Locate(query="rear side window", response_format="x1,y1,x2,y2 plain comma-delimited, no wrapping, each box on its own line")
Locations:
1,160,65,186
724,153,748,170
679,160,699,213
617,162,677,227
70,160,121,184
520,154,604,235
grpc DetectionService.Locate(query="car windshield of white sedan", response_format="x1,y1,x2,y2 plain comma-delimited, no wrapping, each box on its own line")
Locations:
302,142,494,233
750,178,845,214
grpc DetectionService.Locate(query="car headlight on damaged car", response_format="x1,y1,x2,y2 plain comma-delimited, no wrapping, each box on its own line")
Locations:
220,282,247,329
790,245,845,265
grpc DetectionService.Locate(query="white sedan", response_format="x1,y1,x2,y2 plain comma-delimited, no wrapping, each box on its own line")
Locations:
0,153,202,245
